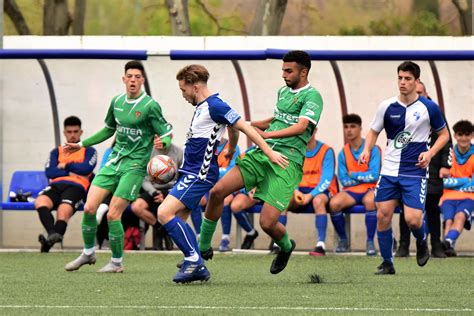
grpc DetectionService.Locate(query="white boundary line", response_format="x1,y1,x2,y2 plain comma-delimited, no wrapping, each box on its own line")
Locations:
0,305,472,312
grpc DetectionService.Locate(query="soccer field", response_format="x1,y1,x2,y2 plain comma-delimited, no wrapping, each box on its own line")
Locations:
0,251,472,315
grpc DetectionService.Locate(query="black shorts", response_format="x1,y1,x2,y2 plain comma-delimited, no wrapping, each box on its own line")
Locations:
138,189,169,215
39,182,86,212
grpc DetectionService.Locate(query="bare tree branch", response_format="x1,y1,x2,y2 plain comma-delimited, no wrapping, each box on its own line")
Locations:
4,0,31,35
195,0,246,35
451,0,472,35
43,0,72,35
250,0,288,35
166,0,191,36
72,0,86,35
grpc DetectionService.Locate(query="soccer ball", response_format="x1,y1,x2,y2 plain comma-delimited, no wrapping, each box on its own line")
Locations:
147,155,177,184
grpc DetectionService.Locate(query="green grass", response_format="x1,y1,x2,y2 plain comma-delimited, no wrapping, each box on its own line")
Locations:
0,252,472,315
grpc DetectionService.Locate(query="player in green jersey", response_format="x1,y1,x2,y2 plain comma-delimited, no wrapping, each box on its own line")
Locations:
199,50,323,274
64,61,173,273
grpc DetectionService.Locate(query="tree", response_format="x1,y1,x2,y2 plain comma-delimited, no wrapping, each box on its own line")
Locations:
5,0,86,35
4,0,31,35
43,0,72,35
166,0,191,35
452,0,473,35
72,0,86,35
250,0,288,35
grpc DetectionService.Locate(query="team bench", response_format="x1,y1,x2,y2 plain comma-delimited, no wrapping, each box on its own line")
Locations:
235,200,401,250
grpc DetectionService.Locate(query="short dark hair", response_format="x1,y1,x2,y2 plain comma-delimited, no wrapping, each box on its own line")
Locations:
176,64,210,84
125,60,145,75
397,61,420,79
283,50,311,70
64,116,81,128
453,120,473,135
343,114,362,126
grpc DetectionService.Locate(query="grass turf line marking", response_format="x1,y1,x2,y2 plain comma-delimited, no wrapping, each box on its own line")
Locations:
0,305,472,312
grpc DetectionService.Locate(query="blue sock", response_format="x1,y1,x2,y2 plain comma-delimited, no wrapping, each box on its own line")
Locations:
411,220,427,242
315,214,327,242
278,214,287,227
377,228,393,263
221,205,232,235
190,205,203,234
365,210,377,242
234,211,254,233
163,217,200,260
185,223,200,254
331,212,347,240
445,229,460,243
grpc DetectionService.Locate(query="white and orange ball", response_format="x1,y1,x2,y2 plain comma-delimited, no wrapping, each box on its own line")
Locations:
147,155,177,184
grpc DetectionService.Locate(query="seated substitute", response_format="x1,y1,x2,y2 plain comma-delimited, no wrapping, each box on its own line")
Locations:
131,135,183,250
35,116,97,252
329,114,381,255
439,120,473,256
286,129,338,256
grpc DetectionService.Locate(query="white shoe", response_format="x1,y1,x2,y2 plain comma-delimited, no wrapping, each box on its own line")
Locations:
97,261,124,273
65,253,96,271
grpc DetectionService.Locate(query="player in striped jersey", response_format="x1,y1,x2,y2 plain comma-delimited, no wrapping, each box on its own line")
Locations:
199,50,324,275
157,64,287,283
360,61,450,275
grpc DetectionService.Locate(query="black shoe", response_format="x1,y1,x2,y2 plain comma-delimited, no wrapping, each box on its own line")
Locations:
153,236,164,250
39,233,62,253
241,231,259,249
163,234,174,251
442,240,457,257
375,261,396,275
395,244,410,257
416,240,430,267
201,247,214,261
270,240,296,274
269,244,280,255
431,243,447,258
38,234,51,253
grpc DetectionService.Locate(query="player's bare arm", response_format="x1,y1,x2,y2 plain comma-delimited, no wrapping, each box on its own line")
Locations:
63,142,82,153
223,126,239,160
233,119,289,169
250,117,273,131
261,118,310,139
359,129,380,165
417,127,449,168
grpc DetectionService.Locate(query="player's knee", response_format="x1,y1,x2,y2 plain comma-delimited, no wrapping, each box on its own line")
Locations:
259,217,274,232
329,199,342,212
209,185,226,201
83,203,96,215
106,207,121,221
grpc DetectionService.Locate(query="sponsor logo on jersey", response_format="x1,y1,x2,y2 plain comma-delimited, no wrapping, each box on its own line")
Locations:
135,111,141,118
117,125,143,136
293,97,298,104
275,111,298,124
394,130,412,149
224,109,239,123
390,114,401,118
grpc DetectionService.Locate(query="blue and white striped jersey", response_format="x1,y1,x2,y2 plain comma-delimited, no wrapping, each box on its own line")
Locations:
370,96,446,178
180,93,240,184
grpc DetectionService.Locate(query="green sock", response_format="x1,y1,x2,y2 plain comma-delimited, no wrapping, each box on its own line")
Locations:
199,217,218,252
275,231,292,253
108,220,124,259
82,213,97,249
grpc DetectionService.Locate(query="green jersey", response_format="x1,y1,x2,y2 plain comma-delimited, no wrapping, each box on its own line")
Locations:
266,84,323,166
104,92,173,173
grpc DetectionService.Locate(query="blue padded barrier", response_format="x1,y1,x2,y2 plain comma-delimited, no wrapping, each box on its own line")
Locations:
0,49,148,60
